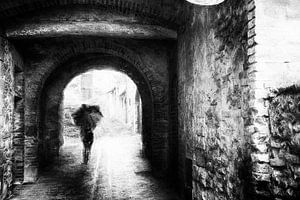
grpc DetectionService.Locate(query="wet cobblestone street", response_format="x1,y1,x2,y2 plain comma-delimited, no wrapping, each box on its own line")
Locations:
10,131,180,200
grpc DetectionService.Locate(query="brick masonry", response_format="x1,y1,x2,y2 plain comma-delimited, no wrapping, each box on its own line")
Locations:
0,0,179,27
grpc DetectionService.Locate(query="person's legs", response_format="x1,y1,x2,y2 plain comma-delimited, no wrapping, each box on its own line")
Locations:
82,143,87,164
85,132,94,163
82,130,93,164
80,129,87,164
85,144,91,163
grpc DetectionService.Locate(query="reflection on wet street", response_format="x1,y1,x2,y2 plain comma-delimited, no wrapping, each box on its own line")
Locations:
10,130,180,200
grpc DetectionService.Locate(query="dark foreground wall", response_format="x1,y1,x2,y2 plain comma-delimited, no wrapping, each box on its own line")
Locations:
177,0,252,199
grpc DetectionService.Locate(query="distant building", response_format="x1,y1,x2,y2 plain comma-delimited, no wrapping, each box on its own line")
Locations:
64,70,142,134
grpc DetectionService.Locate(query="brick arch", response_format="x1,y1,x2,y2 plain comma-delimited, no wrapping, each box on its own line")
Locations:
23,39,170,182
40,54,155,164
37,39,167,101
0,0,177,24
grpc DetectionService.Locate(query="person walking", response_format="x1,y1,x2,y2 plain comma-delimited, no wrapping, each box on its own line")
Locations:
72,104,103,164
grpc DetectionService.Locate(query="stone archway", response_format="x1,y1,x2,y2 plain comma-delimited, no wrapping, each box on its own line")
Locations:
22,38,171,180
22,38,171,182
40,54,154,165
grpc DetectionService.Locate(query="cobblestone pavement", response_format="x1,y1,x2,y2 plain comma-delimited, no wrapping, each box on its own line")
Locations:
10,131,180,200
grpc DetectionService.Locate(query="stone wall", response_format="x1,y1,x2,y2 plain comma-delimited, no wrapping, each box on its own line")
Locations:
0,37,24,199
0,36,14,200
248,1,300,199
177,0,251,199
267,91,300,198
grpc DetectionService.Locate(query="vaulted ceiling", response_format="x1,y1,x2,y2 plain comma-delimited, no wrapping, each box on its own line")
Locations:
0,0,184,39
0,0,227,39
0,0,180,21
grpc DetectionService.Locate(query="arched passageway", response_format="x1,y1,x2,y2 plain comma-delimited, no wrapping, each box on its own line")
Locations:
10,66,180,200
14,68,177,199
16,37,174,185
40,54,157,167
2,0,300,200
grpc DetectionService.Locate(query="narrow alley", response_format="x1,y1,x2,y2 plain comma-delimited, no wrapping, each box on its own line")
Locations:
10,125,180,200
1,1,300,200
